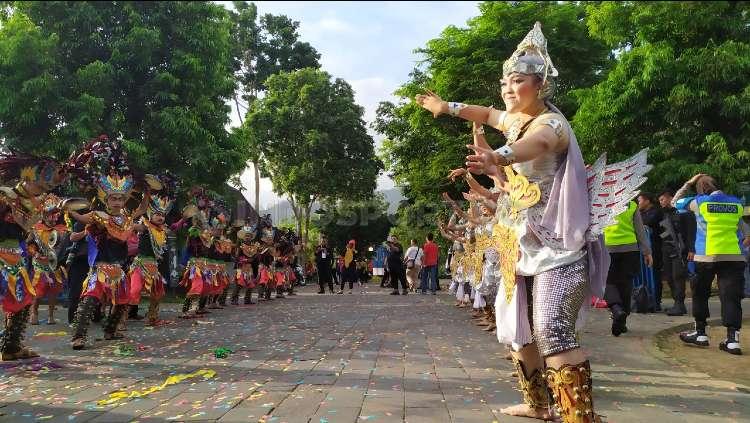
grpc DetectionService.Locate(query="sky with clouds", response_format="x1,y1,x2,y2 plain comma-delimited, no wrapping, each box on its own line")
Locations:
221,1,481,209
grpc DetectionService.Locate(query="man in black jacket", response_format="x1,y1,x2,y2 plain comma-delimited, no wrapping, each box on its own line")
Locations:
315,238,334,294
387,235,408,295
658,191,696,316
638,193,664,311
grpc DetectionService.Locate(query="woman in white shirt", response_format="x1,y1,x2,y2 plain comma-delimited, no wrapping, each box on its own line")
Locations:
403,239,424,292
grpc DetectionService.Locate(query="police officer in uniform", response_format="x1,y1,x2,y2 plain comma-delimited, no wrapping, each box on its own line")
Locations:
674,174,749,355
658,190,696,316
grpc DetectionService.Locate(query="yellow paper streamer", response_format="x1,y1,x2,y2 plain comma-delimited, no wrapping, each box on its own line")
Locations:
97,369,216,406
34,331,68,337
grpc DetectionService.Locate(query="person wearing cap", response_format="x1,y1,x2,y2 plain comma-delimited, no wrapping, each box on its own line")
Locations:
673,174,750,355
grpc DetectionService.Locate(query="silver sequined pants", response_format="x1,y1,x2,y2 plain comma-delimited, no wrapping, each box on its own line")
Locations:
531,257,587,357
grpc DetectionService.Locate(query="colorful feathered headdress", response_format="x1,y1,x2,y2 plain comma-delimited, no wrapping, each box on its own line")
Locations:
67,135,134,201
148,172,180,217
0,151,66,192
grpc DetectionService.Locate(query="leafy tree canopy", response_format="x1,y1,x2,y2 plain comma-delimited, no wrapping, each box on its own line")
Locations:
246,68,382,242
573,1,750,194
0,1,243,187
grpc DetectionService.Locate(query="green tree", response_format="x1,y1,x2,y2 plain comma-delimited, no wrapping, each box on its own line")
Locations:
572,1,750,194
317,194,393,257
374,1,611,242
228,1,320,212
0,1,243,187
245,68,382,246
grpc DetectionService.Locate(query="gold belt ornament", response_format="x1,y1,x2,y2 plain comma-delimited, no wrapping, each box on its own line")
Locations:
493,166,541,303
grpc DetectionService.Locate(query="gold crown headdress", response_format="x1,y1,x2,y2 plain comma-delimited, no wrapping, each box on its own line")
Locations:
41,193,63,215
148,195,174,217
96,173,134,201
503,22,558,98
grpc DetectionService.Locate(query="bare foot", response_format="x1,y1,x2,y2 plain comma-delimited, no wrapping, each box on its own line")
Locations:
500,404,554,420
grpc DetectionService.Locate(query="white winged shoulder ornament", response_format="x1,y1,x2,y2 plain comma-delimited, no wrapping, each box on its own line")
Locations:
586,148,652,240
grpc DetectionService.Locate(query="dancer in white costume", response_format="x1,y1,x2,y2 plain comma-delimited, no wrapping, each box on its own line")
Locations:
418,22,649,423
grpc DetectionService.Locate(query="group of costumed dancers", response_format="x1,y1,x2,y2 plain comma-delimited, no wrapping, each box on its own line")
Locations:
0,135,302,356
419,23,650,422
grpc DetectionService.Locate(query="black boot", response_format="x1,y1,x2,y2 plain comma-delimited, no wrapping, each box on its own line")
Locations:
230,285,240,305
610,304,627,337
243,288,254,304
719,327,742,355
680,321,709,347
71,296,98,350
218,287,228,307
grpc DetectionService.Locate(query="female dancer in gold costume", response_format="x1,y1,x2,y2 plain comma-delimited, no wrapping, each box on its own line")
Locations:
418,23,649,422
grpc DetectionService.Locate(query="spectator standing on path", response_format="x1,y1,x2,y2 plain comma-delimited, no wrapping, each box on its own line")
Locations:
66,220,90,324
638,193,665,311
420,233,440,295
604,200,653,337
658,190,695,316
339,240,358,294
387,235,408,295
333,253,343,291
315,238,334,294
373,244,389,287
404,239,423,292
674,174,749,355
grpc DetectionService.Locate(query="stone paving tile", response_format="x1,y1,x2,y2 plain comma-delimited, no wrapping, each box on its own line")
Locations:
88,398,160,422
310,407,360,423
2,284,747,422
216,406,275,423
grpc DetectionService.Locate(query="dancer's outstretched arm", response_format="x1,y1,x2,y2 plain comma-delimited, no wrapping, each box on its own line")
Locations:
416,91,503,129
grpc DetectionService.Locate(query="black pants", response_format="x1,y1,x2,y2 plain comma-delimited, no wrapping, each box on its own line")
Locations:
318,269,333,292
652,248,663,306
390,265,407,292
381,269,390,287
662,250,687,303
341,266,357,290
692,261,745,329
66,257,89,324
604,251,641,314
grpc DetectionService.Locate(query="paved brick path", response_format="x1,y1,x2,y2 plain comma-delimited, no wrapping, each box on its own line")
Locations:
0,283,747,422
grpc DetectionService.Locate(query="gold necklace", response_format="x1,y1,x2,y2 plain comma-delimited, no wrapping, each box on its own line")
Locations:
504,106,548,144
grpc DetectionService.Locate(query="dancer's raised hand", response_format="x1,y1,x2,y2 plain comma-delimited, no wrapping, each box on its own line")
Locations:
466,144,501,175
447,168,467,181
415,90,447,118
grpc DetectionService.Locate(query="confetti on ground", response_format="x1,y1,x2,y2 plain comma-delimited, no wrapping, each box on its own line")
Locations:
34,331,68,337
214,347,234,359
0,358,63,372
113,345,135,357
97,369,217,405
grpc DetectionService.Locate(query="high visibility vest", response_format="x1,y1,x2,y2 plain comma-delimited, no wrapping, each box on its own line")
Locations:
695,193,743,256
604,201,638,247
